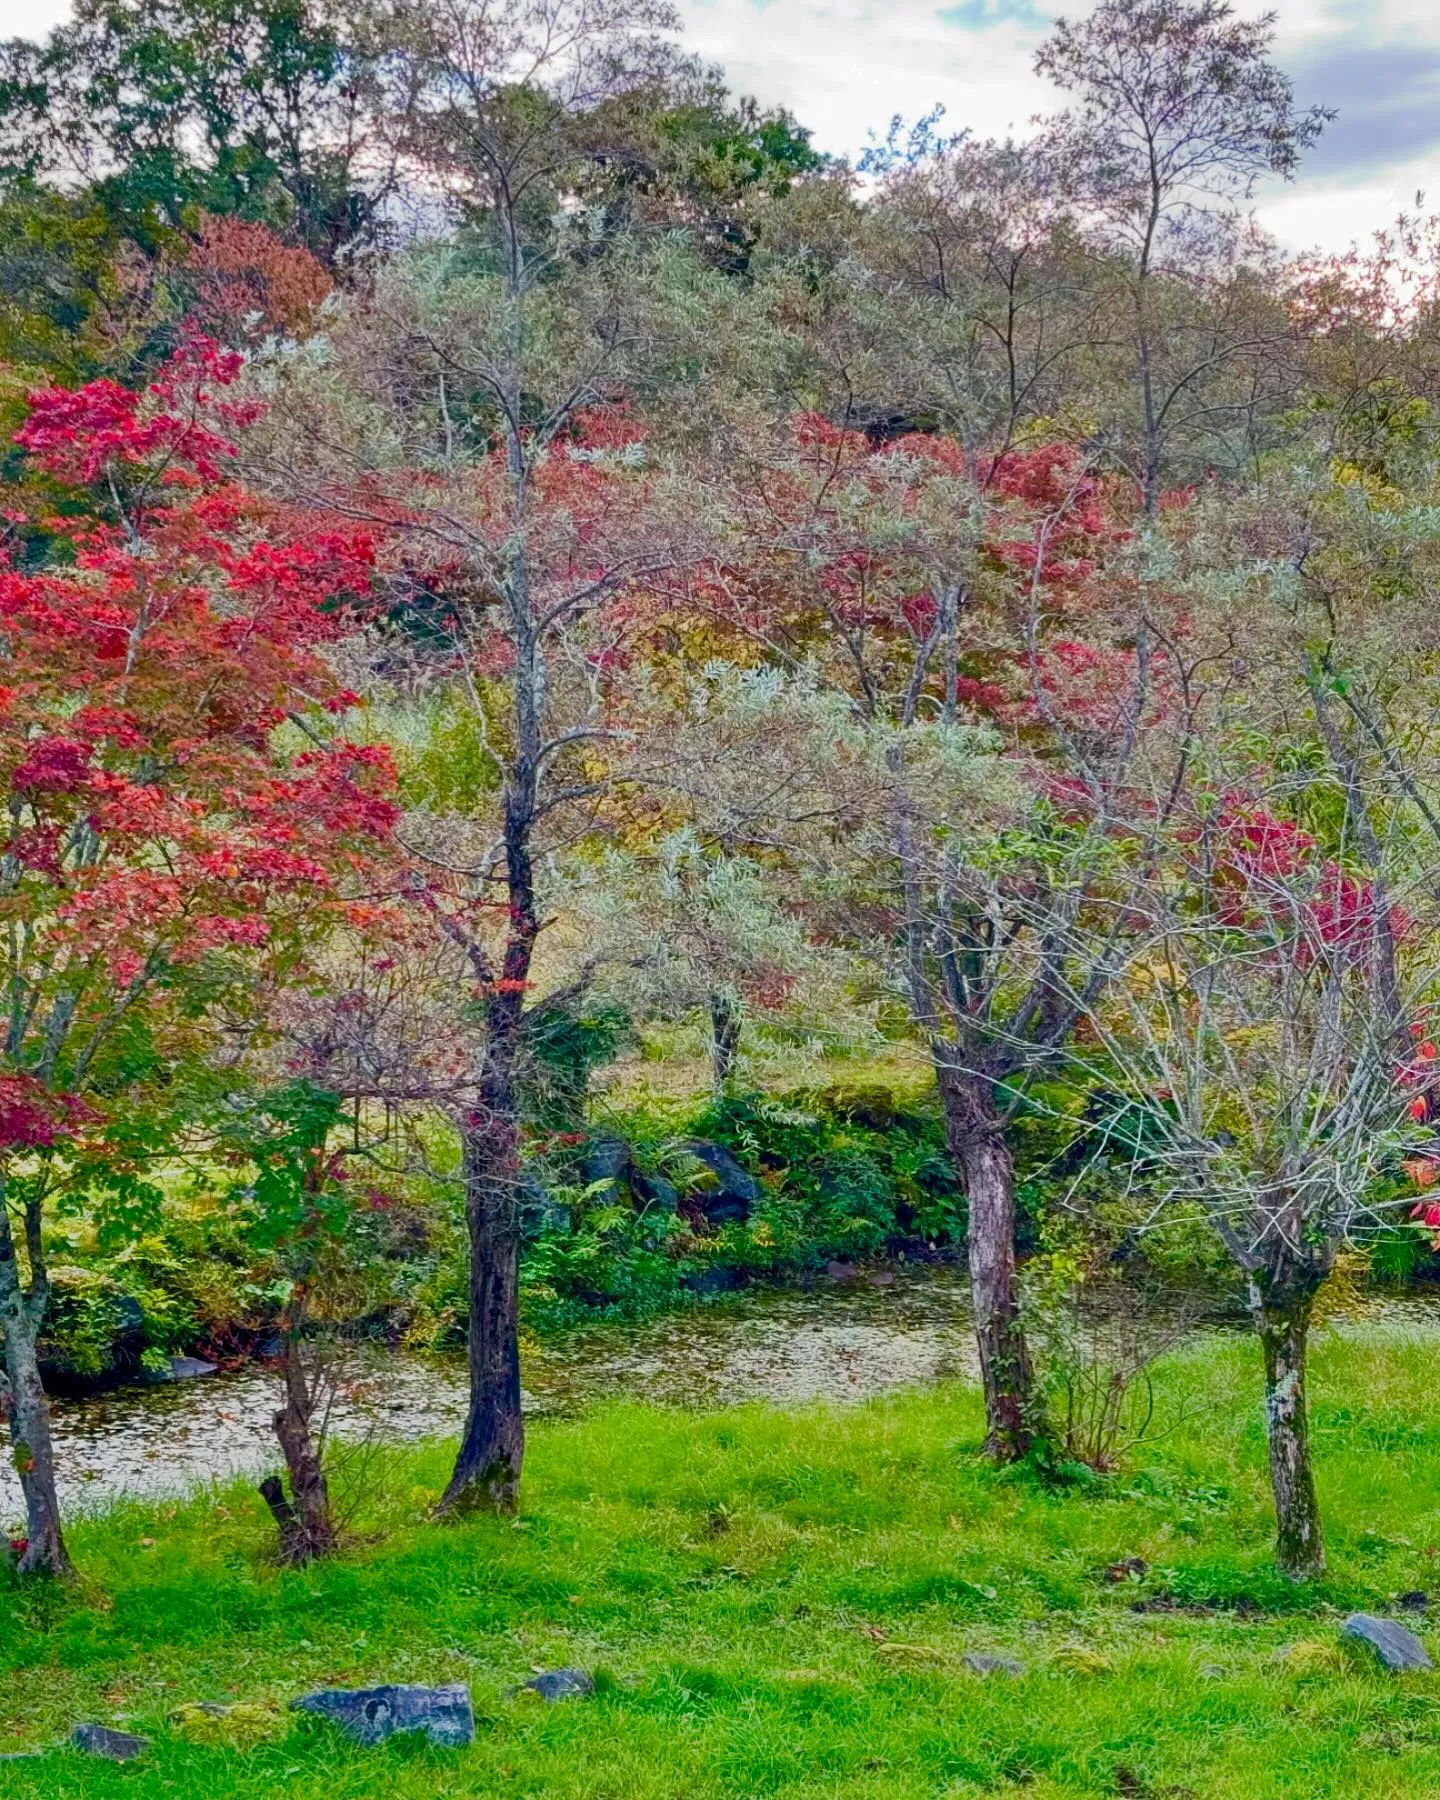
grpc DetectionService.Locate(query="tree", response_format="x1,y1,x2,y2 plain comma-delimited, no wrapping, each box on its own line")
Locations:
0,0,385,258
574,828,852,1094
570,66,826,277
0,338,397,1575
1077,782,1431,1579
252,0,707,1516
1036,0,1330,510
696,415,1163,1458
232,916,488,1560
859,132,1108,459
0,185,133,382
178,213,334,345
1052,426,1440,1576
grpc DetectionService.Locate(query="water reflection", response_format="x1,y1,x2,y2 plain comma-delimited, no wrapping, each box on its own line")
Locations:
2,1271,979,1519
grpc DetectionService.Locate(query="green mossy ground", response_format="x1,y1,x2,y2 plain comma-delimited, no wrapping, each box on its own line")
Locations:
6,1324,1440,1796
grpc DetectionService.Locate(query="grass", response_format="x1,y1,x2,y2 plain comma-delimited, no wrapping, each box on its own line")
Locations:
6,1324,1440,1797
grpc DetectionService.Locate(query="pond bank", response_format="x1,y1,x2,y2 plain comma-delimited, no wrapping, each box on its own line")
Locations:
4,1268,981,1518
18,1270,1440,1522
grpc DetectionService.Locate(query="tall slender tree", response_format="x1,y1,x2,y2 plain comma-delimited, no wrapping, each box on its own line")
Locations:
1036,0,1329,510
254,0,708,1514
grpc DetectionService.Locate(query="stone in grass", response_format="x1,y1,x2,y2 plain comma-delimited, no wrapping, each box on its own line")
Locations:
962,1653,1024,1678
70,1723,150,1761
520,1668,595,1703
1341,1614,1434,1672
292,1684,475,1747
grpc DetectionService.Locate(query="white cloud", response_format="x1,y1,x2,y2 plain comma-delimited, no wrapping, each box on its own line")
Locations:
1,0,1436,253
0,0,67,34
680,0,1051,154
675,0,1440,253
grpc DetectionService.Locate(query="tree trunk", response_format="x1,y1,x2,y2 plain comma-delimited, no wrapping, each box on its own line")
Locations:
1249,1268,1325,1581
710,990,741,1093
936,1061,1035,1461
260,1312,336,1564
438,1103,524,1515
0,1203,71,1578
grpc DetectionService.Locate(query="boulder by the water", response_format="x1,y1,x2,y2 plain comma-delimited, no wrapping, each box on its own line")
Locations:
684,1141,761,1223
292,1683,475,1747
629,1164,680,1214
148,1355,218,1383
519,1173,572,1241
70,1724,149,1761
1341,1613,1433,1671
685,1141,761,1201
583,1136,631,1198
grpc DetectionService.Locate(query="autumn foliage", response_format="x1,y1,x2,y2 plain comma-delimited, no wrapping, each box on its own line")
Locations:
183,214,334,342
0,338,399,1146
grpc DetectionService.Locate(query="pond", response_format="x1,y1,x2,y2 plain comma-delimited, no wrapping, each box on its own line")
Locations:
2,1269,982,1520
15,1275,1440,1525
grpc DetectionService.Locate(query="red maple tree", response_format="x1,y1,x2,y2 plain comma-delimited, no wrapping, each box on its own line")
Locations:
0,340,398,1578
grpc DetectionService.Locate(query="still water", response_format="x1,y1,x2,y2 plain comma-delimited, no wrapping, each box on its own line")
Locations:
2,1272,981,1522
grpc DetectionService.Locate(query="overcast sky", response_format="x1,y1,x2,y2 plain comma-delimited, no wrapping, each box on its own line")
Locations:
1,0,1435,254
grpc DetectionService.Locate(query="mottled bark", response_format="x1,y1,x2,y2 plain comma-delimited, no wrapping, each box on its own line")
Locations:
937,1061,1035,1460
0,1197,71,1578
259,1312,336,1564
1250,1268,1325,1581
438,1108,524,1514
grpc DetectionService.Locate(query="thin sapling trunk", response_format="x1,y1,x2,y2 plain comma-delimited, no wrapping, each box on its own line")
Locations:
259,1291,337,1564
710,990,741,1093
0,1188,72,1578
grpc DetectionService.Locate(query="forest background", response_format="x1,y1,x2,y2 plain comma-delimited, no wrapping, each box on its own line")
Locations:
1,0,1439,1590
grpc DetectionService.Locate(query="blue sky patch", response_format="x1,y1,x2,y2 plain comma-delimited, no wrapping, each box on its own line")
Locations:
939,0,1049,30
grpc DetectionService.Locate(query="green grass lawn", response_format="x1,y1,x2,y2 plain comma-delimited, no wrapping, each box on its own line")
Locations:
7,1324,1440,1797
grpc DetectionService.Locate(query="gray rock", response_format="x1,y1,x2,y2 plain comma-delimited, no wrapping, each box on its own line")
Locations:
1341,1613,1434,1671
0,1751,43,1761
684,1141,761,1220
70,1723,149,1761
292,1683,474,1747
963,1653,1024,1678
521,1668,594,1702
164,1356,218,1382
629,1165,679,1214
